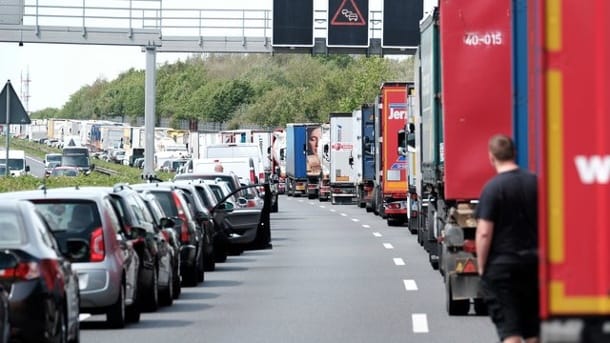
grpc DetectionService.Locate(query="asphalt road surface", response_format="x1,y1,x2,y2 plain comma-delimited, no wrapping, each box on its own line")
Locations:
81,195,498,343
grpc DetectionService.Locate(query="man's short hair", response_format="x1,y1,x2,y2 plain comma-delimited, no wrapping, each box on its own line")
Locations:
488,134,515,162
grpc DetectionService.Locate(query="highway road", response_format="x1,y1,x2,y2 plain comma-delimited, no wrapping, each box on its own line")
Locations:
80,195,498,343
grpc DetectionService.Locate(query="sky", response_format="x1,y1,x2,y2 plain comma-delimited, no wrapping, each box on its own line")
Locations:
0,0,435,113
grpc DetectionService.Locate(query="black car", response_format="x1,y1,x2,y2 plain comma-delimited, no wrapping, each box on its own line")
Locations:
0,200,80,342
131,184,205,286
155,182,217,271
139,190,182,301
107,184,176,310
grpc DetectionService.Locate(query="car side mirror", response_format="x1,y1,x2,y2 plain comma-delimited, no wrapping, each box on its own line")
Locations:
195,211,210,222
160,217,175,229
131,226,148,239
64,239,89,261
25,165,30,172
216,202,234,213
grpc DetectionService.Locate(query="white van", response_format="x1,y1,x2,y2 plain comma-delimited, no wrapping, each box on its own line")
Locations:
190,157,258,184
0,149,30,176
201,143,267,183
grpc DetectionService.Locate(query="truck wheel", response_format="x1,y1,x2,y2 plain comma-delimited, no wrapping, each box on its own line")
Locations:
474,298,488,316
446,277,470,316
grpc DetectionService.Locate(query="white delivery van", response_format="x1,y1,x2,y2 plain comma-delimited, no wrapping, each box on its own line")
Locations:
191,157,257,184
201,143,267,183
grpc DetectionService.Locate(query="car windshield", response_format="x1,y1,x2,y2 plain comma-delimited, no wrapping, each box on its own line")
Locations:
0,158,24,171
51,168,79,177
62,155,89,168
46,155,62,163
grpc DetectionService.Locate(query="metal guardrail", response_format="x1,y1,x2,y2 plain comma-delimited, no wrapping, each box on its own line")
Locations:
93,166,119,176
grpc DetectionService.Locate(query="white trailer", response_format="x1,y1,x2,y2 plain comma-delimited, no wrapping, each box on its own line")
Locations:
329,112,357,205
350,108,364,206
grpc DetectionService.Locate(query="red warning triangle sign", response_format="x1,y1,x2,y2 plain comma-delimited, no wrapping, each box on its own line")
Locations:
331,0,366,26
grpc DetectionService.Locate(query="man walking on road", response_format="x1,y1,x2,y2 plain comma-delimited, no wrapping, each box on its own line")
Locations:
475,134,539,343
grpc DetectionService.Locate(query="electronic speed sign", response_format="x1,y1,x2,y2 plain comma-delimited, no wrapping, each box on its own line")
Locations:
382,0,423,48
272,0,314,47
327,0,369,48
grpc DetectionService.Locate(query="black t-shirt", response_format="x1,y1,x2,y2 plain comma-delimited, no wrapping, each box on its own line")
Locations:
475,168,538,264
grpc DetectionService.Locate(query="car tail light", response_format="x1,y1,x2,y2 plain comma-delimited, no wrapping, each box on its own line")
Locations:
40,259,62,290
172,193,190,243
258,172,265,184
161,229,171,242
249,167,257,184
247,199,257,207
0,261,40,280
332,188,343,194
463,239,476,253
90,227,105,262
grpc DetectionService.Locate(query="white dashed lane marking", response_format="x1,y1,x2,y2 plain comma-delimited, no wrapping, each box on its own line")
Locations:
403,279,418,291
383,243,394,249
79,314,91,321
340,213,347,217
309,202,315,205
412,314,429,333
320,205,326,209
393,258,405,266
362,224,370,229
351,218,360,222
330,209,336,212
373,232,382,237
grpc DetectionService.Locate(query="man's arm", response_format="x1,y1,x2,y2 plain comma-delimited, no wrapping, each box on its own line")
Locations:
476,219,494,275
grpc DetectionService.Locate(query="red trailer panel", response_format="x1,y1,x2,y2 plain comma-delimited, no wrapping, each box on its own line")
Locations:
539,0,610,317
381,83,409,194
439,0,513,199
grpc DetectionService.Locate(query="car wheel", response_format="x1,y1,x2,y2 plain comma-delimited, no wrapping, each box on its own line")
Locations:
125,283,141,323
67,306,80,343
142,267,159,312
107,285,126,329
183,262,199,287
204,249,216,271
159,267,174,307
172,261,182,299
214,238,228,263
197,251,205,283
47,306,67,343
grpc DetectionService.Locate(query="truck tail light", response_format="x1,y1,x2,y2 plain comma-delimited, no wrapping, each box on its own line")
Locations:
172,193,191,243
459,259,477,274
463,240,476,253
249,167,257,184
90,227,105,262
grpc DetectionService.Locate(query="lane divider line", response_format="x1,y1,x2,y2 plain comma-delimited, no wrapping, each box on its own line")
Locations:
373,232,382,237
309,202,315,205
340,213,347,217
403,279,418,291
412,314,429,333
79,314,91,321
351,218,360,222
330,209,336,212
393,258,405,266
383,243,394,249
320,205,326,209
362,224,371,229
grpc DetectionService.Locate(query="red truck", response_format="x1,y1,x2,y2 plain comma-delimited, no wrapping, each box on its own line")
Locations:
533,1,610,341
372,82,414,226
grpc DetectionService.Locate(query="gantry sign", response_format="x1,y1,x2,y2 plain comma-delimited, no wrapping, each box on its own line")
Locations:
272,0,422,55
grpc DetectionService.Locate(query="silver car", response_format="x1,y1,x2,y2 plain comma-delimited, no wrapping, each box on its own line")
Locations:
0,187,142,328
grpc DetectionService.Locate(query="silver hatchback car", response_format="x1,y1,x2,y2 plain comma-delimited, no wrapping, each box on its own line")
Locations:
0,187,142,328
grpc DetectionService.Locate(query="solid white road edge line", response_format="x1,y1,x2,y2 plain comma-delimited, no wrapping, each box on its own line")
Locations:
393,258,405,266
412,313,429,333
403,279,418,291
383,243,394,249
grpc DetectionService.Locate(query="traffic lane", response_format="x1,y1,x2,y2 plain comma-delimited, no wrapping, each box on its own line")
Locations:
81,195,496,343
26,156,45,177
295,196,498,342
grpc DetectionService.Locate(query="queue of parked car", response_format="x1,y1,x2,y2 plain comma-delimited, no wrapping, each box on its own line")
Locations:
0,170,271,342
